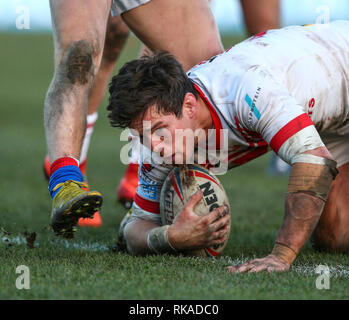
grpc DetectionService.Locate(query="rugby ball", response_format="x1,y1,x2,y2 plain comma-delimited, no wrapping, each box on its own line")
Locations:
159,164,231,258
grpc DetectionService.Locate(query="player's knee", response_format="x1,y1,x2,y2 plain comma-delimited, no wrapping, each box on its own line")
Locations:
103,17,130,62
123,223,142,256
311,224,349,253
312,171,349,253
44,40,98,122
62,40,99,85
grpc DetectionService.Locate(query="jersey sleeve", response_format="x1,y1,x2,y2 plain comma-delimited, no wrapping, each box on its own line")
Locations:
131,150,172,225
234,67,325,163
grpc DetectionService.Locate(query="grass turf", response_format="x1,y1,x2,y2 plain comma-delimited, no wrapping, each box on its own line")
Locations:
0,32,348,300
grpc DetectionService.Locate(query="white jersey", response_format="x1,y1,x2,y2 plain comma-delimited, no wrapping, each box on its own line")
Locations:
132,21,349,224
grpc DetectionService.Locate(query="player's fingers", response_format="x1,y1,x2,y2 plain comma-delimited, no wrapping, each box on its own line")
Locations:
226,266,237,273
246,258,263,266
237,264,254,273
185,189,203,211
206,205,229,224
210,235,227,246
211,225,229,240
211,213,230,231
267,266,275,273
228,263,254,273
226,261,251,273
248,264,268,273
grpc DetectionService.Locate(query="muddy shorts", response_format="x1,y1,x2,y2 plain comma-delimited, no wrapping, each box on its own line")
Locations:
111,0,151,16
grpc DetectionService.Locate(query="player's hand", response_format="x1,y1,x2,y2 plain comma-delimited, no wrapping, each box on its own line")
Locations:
168,190,230,251
226,254,290,273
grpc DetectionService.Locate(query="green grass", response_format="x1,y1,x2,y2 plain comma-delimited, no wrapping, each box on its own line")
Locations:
0,32,348,300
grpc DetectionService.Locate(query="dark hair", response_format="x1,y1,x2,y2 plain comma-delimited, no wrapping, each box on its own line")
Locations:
107,52,198,128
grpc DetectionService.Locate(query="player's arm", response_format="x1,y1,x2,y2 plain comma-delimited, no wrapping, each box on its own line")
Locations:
271,147,337,266
229,147,337,273
123,161,230,256
227,68,338,272
125,190,230,256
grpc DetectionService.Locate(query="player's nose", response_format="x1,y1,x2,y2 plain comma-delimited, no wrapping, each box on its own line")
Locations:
152,140,172,158
151,139,165,155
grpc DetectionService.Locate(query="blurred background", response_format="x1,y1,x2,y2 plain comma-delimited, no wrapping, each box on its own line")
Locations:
1,0,349,34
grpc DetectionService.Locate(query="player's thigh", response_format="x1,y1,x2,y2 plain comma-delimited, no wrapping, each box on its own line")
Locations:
103,15,130,62
240,0,280,35
312,161,349,252
121,0,223,70
50,0,111,68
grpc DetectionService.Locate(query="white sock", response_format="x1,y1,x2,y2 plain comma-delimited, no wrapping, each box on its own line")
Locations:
128,133,140,165
80,112,98,164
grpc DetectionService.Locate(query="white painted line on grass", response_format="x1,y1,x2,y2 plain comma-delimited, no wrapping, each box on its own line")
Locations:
2,231,348,278
218,255,349,278
1,232,109,252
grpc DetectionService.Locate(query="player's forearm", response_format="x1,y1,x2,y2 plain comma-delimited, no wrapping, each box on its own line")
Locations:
124,219,156,255
272,153,338,264
124,219,175,256
273,192,325,263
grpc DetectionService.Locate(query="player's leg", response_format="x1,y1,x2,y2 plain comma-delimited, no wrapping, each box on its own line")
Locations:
135,0,213,59
240,0,280,36
45,14,129,228
87,15,130,118
121,0,224,71
240,0,284,176
45,0,111,160
78,15,131,224
311,161,349,252
44,0,111,237
44,14,129,174
80,14,130,173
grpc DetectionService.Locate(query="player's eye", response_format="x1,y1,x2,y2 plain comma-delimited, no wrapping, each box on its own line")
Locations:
153,127,166,137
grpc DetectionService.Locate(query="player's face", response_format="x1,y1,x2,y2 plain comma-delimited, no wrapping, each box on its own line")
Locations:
132,101,204,165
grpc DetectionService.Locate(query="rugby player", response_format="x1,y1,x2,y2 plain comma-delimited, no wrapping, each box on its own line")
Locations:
44,0,280,230
112,0,281,207
107,21,349,272
45,0,224,238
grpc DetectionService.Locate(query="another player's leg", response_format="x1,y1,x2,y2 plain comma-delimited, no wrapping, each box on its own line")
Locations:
44,0,111,237
122,0,223,71
79,15,130,224
44,14,130,227
240,0,280,36
239,0,288,176
116,145,140,209
311,161,349,252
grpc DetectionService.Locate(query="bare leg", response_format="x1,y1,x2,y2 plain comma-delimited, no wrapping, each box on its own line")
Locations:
240,0,280,36
312,162,349,252
44,0,111,162
122,0,223,71
87,15,130,115
44,14,129,172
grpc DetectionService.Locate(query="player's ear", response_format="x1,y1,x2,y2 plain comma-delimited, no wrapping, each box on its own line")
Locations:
182,93,198,119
